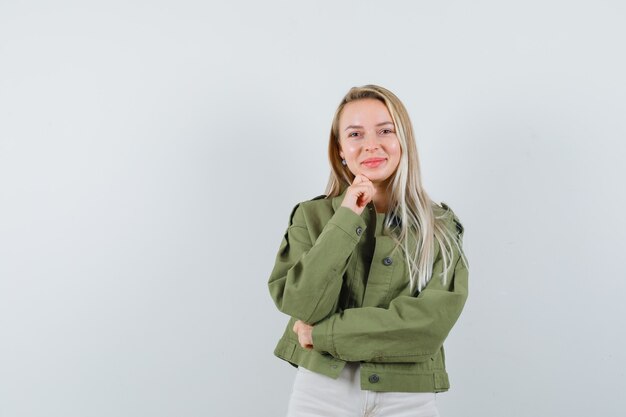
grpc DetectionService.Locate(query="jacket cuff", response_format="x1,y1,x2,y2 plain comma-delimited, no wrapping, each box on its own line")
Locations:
312,315,336,356
325,206,367,242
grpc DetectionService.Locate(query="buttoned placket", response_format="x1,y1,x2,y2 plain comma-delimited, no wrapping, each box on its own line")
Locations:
361,214,397,308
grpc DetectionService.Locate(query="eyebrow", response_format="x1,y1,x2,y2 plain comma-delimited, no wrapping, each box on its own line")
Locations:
344,121,394,131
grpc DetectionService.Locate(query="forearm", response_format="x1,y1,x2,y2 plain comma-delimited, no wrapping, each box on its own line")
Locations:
268,206,367,323
311,258,469,363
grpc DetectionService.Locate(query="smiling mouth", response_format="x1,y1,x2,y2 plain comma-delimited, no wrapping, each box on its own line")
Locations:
361,158,386,168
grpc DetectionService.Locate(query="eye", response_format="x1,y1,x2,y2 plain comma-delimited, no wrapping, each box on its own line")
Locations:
347,131,361,138
381,128,395,135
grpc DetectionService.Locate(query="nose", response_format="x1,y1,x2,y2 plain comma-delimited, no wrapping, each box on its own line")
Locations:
363,131,380,151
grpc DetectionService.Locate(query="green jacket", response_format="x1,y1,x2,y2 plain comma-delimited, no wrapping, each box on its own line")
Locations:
268,189,468,393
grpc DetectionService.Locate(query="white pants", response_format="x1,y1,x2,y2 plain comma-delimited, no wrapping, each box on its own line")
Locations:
286,362,440,417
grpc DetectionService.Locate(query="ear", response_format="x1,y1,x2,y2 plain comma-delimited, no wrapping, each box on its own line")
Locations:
339,149,345,160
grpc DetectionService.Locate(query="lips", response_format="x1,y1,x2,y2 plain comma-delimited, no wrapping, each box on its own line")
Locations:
361,157,386,168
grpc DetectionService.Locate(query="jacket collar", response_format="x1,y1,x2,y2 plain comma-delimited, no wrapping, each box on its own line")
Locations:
331,188,347,212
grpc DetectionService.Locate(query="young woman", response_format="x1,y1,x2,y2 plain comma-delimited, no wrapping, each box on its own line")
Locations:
268,85,469,417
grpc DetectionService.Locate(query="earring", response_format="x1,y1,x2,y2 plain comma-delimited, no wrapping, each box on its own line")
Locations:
341,159,347,166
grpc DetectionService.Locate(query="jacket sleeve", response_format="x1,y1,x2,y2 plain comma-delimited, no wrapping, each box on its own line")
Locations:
311,245,469,363
268,203,367,324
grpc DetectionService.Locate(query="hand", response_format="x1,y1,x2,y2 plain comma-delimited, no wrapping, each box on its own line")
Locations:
340,174,376,215
292,320,314,350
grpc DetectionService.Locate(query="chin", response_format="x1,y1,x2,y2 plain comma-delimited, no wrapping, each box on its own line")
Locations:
368,176,389,184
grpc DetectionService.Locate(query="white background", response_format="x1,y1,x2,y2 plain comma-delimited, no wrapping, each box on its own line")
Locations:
1,1,625,416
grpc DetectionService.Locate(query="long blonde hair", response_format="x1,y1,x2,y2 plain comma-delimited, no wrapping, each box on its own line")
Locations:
325,84,466,293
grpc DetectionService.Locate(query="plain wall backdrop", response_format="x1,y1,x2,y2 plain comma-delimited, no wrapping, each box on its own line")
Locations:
1,1,625,416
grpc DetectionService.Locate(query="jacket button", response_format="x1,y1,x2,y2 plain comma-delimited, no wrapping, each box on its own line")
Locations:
383,257,393,266
368,374,380,383
356,226,363,236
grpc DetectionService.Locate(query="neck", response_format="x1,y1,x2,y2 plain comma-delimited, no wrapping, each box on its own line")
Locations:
372,181,391,213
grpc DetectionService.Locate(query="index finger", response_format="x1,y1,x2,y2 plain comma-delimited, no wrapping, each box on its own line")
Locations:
352,174,372,185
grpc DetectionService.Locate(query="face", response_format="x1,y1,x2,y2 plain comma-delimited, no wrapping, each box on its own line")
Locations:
338,98,402,185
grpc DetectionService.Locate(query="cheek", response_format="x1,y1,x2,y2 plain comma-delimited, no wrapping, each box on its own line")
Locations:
388,140,402,160
341,142,360,159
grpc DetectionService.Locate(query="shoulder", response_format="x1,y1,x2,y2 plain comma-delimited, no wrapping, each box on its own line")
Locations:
287,194,333,227
433,201,465,237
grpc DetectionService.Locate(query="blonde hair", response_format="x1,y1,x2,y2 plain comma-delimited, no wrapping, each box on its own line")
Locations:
325,84,467,293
